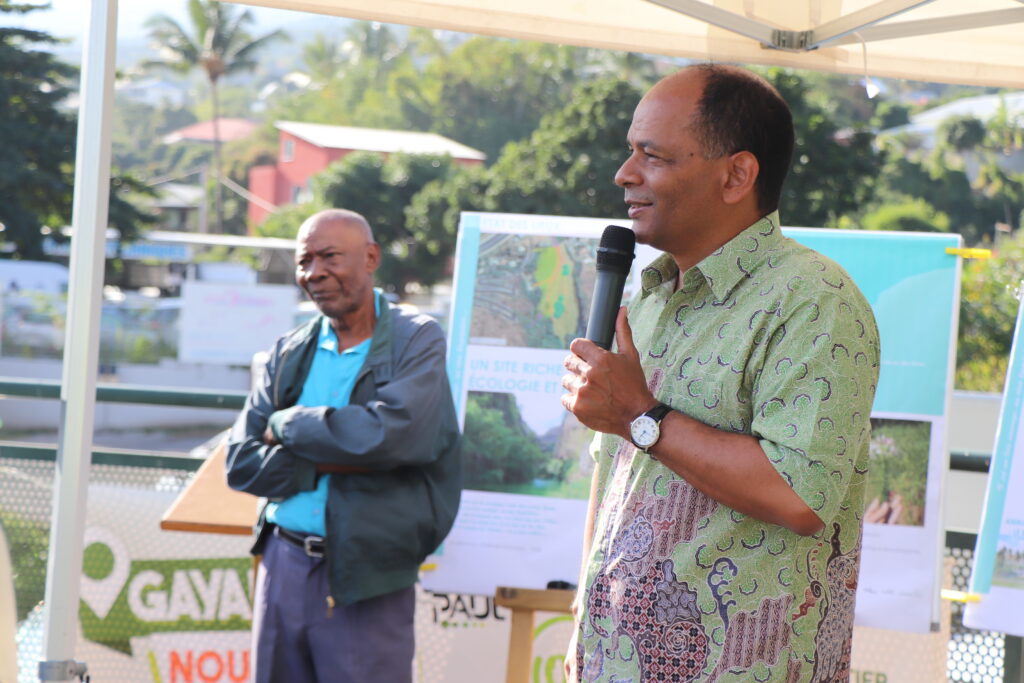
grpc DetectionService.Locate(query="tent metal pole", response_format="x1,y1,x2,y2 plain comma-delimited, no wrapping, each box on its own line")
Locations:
806,0,934,48
38,0,118,680
833,7,1024,45
643,0,775,44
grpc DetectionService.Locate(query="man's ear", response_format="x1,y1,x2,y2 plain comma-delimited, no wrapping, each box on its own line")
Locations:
366,242,382,272
722,151,759,206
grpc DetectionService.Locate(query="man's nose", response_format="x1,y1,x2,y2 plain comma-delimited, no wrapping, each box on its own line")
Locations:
614,155,638,188
306,258,326,280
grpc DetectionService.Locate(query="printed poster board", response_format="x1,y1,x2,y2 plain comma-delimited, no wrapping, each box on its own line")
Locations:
425,211,961,634
964,294,1024,637
179,281,297,365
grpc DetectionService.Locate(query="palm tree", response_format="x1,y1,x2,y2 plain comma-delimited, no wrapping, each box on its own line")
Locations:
302,32,345,87
145,0,286,232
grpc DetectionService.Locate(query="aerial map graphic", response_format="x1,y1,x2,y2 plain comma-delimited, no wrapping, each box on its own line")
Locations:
470,233,597,348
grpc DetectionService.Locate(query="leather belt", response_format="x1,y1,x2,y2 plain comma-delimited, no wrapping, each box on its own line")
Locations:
275,526,326,559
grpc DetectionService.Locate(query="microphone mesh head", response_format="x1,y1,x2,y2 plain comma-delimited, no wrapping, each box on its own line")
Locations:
596,225,636,273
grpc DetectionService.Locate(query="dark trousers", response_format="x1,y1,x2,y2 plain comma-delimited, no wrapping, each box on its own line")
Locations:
251,530,415,683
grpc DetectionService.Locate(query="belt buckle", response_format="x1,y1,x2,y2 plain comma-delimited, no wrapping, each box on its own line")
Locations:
304,535,325,558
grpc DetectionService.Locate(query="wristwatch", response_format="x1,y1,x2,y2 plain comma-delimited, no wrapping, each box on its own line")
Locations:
629,404,672,452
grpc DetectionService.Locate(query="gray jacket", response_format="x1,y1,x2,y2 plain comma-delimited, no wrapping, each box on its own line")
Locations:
225,292,462,605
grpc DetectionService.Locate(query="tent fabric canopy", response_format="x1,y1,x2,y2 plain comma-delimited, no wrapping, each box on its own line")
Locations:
234,0,1024,87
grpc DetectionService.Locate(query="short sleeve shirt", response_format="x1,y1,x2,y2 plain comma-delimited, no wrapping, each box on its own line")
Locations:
575,213,880,682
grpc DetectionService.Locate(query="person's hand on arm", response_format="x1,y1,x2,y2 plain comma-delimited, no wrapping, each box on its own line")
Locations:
561,307,823,537
266,323,450,473
224,345,310,499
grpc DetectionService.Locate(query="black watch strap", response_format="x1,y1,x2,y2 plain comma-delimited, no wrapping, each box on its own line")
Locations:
645,404,672,422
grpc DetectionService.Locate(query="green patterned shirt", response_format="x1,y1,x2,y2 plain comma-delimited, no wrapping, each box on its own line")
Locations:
574,213,880,682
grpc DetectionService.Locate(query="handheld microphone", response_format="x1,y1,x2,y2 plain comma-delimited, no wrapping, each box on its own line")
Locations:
585,225,636,350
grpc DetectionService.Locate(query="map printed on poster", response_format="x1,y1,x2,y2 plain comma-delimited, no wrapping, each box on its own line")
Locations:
965,295,1024,637
429,212,961,636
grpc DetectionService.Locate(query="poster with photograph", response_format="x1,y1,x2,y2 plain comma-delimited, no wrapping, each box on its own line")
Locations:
432,215,654,596
429,213,961,634
786,228,961,633
964,296,1024,637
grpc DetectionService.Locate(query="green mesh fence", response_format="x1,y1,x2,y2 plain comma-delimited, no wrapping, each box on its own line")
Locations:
1,451,1022,682
1,453,255,683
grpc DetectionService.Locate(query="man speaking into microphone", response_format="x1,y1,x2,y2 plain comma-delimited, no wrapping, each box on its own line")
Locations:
561,65,880,682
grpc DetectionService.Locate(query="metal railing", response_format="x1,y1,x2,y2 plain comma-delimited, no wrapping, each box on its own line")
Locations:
0,377,247,410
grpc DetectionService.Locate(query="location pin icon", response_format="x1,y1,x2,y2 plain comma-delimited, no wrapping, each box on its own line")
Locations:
79,526,130,619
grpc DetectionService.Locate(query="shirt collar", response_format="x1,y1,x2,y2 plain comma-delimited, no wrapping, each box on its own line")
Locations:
317,288,383,355
640,212,782,302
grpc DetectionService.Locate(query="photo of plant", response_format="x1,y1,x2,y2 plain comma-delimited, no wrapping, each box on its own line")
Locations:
462,390,593,499
864,417,932,526
993,540,1024,589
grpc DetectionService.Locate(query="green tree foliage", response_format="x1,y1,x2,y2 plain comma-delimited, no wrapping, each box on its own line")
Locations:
0,3,76,257
111,96,200,180
257,201,327,240
869,100,911,130
301,32,345,88
769,69,882,227
414,38,591,162
311,152,458,295
870,102,1024,246
941,114,987,152
865,145,999,244
145,0,286,232
273,30,592,164
405,77,640,269
860,197,950,233
485,78,640,218
975,162,1024,229
957,231,1024,391
463,392,549,488
272,21,422,132
0,2,152,257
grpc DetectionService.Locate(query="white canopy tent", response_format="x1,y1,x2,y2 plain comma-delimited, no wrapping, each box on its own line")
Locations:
42,0,1024,679
238,0,1024,87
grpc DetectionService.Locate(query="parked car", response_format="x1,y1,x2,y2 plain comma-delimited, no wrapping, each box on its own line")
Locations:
2,301,65,355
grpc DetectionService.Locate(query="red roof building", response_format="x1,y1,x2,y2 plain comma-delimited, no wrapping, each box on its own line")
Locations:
161,118,259,145
246,121,486,226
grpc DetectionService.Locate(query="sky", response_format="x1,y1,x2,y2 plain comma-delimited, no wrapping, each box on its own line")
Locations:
5,1,303,49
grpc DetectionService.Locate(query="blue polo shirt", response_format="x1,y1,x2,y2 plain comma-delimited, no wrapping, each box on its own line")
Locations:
265,295,379,536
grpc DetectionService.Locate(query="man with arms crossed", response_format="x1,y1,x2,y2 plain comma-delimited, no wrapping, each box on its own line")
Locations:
226,209,461,682
562,65,880,682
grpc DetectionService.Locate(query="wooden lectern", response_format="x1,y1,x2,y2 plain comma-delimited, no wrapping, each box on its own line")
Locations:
160,440,259,535
494,586,574,683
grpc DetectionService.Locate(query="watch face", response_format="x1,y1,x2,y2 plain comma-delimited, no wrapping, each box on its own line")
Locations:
630,415,659,448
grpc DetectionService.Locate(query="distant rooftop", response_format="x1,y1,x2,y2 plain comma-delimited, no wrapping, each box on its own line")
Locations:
275,121,486,161
163,118,259,145
882,91,1024,144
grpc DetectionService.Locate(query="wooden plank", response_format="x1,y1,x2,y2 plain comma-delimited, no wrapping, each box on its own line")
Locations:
505,607,535,683
160,439,259,536
495,587,574,613
495,587,574,683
